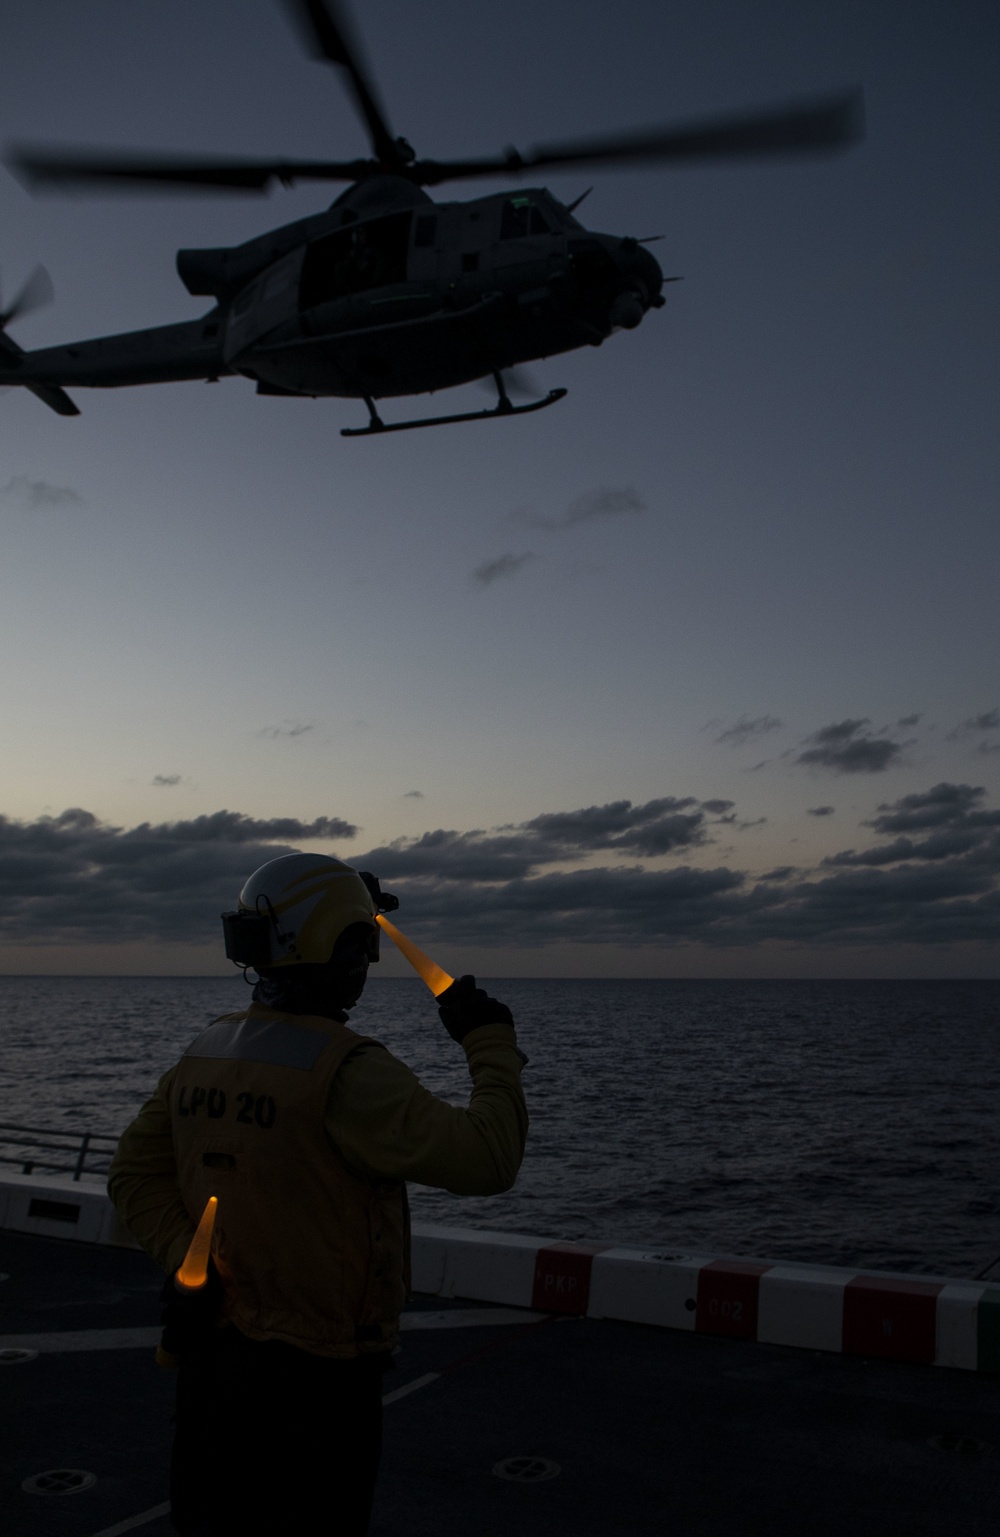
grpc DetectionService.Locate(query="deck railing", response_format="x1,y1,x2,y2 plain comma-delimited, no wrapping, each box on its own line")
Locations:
0,1121,119,1182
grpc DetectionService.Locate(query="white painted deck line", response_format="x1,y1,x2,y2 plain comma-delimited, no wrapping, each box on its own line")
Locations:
381,1370,441,1405
90,1502,171,1537
1,1326,162,1353
0,1308,543,1355
401,1307,544,1329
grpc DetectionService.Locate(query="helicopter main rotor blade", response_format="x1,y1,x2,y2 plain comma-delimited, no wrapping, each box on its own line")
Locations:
281,0,405,169
6,145,378,193
7,90,863,196
410,90,864,185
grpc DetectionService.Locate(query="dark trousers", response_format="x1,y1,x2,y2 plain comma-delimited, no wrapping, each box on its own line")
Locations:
171,1325,384,1536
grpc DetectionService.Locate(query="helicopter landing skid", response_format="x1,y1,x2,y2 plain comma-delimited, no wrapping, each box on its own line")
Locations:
341,386,567,437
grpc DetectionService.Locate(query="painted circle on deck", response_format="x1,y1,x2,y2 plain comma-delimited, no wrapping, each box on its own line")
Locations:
22,1469,97,1496
928,1434,988,1455
492,1455,561,1482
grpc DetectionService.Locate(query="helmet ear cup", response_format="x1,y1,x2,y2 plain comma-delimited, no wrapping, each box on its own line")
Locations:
221,909,272,969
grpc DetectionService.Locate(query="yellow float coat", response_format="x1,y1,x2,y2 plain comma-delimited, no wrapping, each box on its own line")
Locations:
108,1004,527,1358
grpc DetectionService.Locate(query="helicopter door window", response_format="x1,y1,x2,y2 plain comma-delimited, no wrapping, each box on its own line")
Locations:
500,197,552,240
414,215,437,248
232,284,256,318
300,212,413,309
261,262,295,303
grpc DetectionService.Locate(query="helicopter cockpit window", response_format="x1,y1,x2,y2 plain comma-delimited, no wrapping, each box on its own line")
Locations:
300,211,413,310
500,197,552,240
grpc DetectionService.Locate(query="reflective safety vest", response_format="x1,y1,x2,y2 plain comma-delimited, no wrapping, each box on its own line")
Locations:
170,1004,409,1359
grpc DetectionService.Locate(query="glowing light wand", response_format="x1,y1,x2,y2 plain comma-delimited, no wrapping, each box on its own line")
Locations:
175,1195,218,1292
375,913,454,997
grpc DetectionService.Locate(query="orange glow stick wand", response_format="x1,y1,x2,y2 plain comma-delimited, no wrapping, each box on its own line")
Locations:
375,914,454,998
175,1195,218,1292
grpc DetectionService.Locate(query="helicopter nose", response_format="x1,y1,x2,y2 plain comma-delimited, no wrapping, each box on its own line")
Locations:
609,239,663,328
635,245,664,303
618,238,663,303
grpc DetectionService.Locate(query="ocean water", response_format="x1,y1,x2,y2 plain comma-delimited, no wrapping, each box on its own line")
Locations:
1,975,998,1278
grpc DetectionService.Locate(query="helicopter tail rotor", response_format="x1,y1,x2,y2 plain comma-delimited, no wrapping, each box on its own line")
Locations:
0,266,80,415
0,264,54,330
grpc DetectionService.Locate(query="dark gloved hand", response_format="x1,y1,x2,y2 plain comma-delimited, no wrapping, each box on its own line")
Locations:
158,1258,225,1365
438,974,514,1044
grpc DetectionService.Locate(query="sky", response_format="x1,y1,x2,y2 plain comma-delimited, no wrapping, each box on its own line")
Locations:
0,0,997,977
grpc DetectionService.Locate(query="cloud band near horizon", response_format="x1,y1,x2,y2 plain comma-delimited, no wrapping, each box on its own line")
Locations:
1,786,999,954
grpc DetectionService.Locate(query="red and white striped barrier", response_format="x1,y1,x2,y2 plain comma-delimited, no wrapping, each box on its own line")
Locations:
410,1223,1000,1373
2,1174,997,1373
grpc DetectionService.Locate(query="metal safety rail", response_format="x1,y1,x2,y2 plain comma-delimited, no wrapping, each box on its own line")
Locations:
0,1121,119,1182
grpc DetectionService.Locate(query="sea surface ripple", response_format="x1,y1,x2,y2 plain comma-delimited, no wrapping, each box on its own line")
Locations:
1,975,998,1277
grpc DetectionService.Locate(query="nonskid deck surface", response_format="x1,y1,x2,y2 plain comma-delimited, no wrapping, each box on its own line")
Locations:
2,1231,999,1537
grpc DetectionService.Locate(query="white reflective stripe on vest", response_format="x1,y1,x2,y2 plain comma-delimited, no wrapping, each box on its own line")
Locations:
185,1015,331,1070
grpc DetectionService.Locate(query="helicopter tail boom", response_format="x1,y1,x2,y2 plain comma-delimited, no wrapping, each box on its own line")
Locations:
0,329,80,415
0,314,232,405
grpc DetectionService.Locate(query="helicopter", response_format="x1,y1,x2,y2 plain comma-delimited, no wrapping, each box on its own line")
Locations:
0,0,863,436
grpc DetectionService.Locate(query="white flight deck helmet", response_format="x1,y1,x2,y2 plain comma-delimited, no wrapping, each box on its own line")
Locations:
222,853,378,972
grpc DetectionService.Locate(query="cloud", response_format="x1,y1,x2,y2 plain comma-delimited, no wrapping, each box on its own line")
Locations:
897,713,922,728
370,846,1000,951
471,551,535,587
3,784,1000,952
866,782,1000,837
822,782,1000,869
714,715,783,748
383,863,750,948
0,475,84,511
795,719,906,774
402,790,424,799
807,806,835,817
475,487,645,585
520,797,706,856
356,782,1000,949
560,487,645,527
700,799,735,815
360,796,712,883
948,709,1000,741
516,486,645,532
823,831,985,867
0,808,356,946
257,721,314,740
152,774,182,788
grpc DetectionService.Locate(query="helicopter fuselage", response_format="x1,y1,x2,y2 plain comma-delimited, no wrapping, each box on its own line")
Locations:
2,177,664,412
